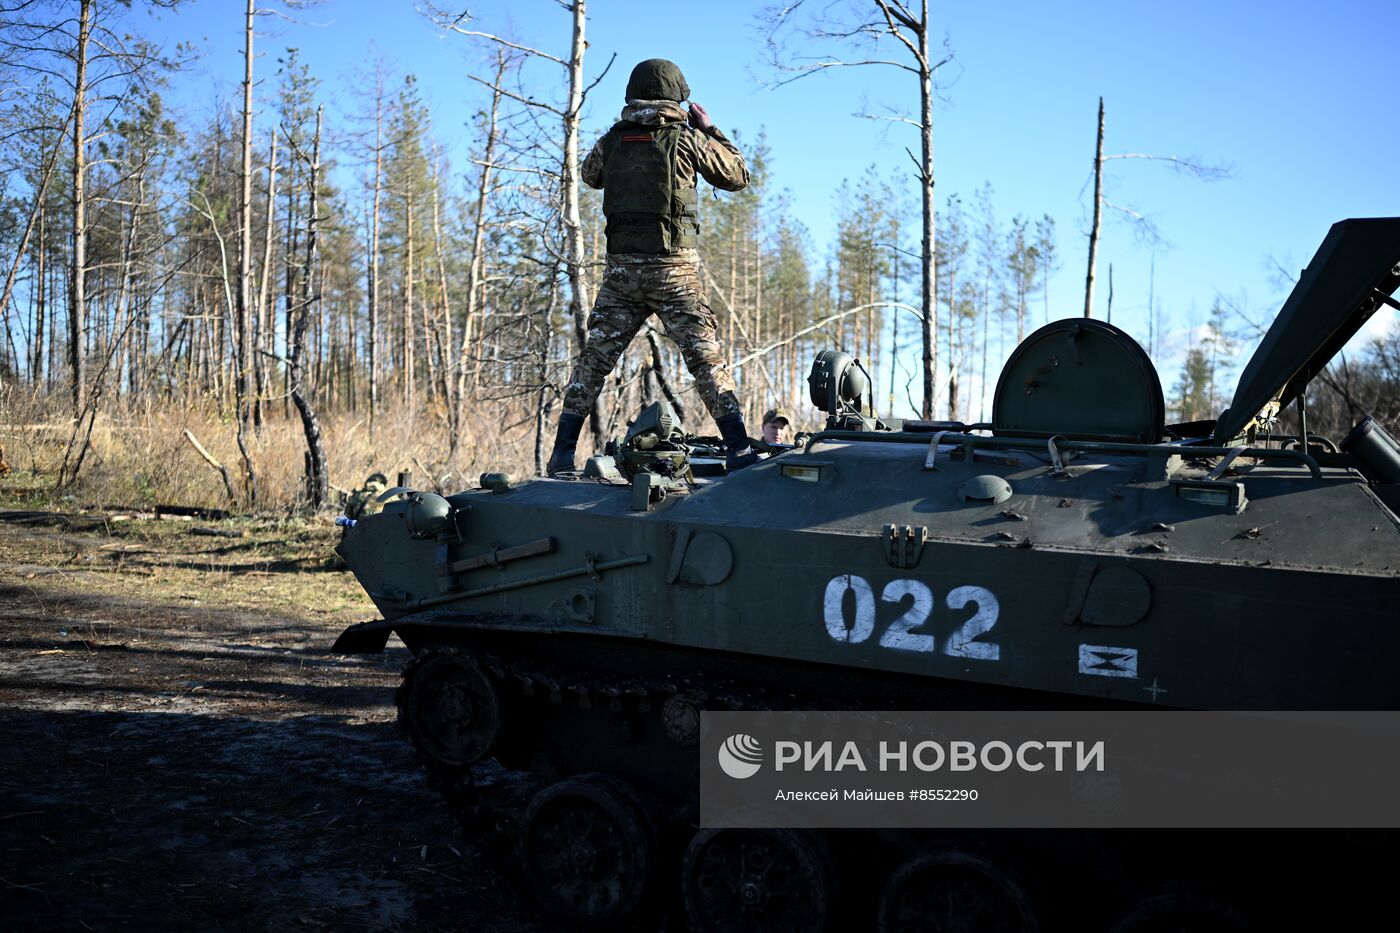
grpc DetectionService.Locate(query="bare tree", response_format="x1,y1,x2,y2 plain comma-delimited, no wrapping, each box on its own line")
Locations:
69,0,93,413
560,2,591,357
1,0,185,413
0,105,74,345
1081,97,1230,318
368,68,387,426
760,0,954,418
231,0,264,501
450,48,510,463
426,2,616,449
237,0,256,426
288,105,327,508
187,190,258,504
1083,97,1104,319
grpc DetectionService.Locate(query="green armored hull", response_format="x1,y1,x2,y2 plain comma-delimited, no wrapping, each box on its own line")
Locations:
334,217,1400,932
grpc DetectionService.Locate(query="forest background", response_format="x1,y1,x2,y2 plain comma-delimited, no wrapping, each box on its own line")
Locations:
1,0,1397,512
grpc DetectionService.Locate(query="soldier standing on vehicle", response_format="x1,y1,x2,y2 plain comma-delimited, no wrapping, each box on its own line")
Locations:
546,58,755,476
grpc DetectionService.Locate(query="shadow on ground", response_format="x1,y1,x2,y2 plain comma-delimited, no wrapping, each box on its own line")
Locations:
0,709,536,931
0,541,548,932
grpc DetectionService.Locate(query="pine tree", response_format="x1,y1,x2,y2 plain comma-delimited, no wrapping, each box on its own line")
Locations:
1033,214,1058,327
973,183,1002,421
1205,299,1236,414
937,193,969,419
1174,346,1214,422
383,74,433,411
1005,215,1039,348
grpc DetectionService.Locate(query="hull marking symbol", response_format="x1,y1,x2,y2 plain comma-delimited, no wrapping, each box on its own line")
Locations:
1078,644,1139,679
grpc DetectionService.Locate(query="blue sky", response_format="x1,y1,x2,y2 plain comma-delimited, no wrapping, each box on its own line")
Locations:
137,0,1399,413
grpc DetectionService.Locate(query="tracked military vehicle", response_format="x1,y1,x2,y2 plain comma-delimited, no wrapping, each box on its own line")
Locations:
334,218,1400,931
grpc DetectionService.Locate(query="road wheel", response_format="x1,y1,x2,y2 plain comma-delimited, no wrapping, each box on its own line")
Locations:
682,827,835,933
877,847,1037,933
518,773,654,928
397,650,501,769
1108,892,1248,933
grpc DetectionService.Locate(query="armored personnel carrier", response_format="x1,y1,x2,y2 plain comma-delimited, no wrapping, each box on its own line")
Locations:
334,218,1400,931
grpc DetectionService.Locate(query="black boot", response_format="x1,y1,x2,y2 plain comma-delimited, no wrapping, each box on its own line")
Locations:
546,412,586,476
715,413,758,471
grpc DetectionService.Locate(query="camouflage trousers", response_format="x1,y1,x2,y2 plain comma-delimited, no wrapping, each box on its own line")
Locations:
562,252,741,422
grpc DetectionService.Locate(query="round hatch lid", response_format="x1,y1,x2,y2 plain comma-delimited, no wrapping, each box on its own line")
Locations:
992,319,1164,443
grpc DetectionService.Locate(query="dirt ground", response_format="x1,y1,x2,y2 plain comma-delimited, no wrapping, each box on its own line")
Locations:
0,506,544,932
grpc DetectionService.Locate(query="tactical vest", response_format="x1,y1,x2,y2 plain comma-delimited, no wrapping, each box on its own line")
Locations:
601,121,699,255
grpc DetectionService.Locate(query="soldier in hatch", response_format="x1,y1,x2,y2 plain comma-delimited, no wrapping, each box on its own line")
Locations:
546,58,756,476
761,408,791,446
343,472,388,520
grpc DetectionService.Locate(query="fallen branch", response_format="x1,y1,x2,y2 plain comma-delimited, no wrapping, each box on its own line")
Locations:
155,504,229,521
190,526,247,539
182,430,237,504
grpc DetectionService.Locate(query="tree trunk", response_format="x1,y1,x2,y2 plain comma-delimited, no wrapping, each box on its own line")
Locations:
233,0,259,505
728,224,738,356
132,287,150,399
2,293,15,380
456,51,507,453
430,157,453,422
1,107,67,376
290,107,328,510
534,272,560,477
369,86,385,428
917,0,937,419
645,330,687,421
69,0,92,414
403,190,415,409
237,0,255,421
534,388,551,478
1106,262,1114,325
1084,96,1104,319
944,260,959,421
197,288,210,393
421,280,440,405
346,243,357,410
980,280,990,423
48,241,59,391
113,191,137,398
255,127,277,430
33,202,45,384
282,134,299,417
561,0,597,450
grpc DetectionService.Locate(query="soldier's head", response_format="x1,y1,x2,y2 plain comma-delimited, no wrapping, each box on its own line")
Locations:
762,408,790,445
626,59,689,103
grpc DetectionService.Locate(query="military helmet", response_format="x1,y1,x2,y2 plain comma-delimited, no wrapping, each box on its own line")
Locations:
626,59,689,102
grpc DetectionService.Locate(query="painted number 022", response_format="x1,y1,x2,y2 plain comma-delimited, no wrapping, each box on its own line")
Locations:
822,575,1000,660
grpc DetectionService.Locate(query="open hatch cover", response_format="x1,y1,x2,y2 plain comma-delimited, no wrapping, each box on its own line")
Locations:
993,319,1165,443
1213,218,1400,444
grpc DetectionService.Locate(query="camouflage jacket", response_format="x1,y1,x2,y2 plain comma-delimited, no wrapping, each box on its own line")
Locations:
581,100,749,198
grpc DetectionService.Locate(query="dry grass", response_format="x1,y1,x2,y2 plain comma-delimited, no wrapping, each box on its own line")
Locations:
0,387,553,513
0,506,376,625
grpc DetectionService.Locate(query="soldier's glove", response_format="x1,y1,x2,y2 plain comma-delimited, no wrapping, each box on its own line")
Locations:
688,102,715,134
